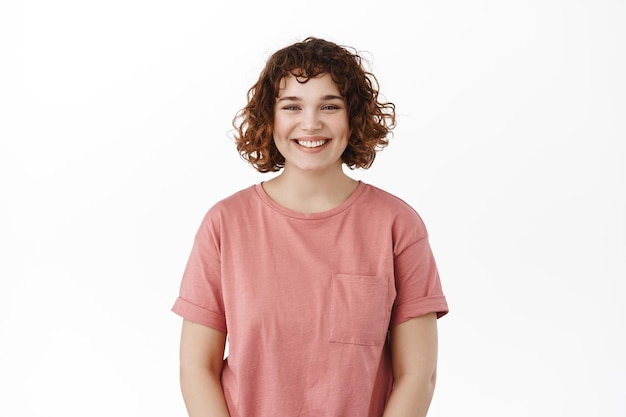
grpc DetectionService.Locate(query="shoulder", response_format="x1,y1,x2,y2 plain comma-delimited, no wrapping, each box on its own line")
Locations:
197,185,259,229
208,185,256,214
360,183,430,243
361,184,424,221
212,185,258,211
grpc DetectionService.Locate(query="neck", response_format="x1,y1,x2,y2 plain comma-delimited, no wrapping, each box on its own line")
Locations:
283,163,351,192
262,164,359,213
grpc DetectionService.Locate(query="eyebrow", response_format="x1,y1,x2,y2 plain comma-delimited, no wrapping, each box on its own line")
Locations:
276,94,344,102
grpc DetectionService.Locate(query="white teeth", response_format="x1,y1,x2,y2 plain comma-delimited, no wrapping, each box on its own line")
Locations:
297,140,327,148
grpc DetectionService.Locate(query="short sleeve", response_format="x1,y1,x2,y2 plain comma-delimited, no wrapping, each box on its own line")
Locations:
391,235,448,326
171,212,227,333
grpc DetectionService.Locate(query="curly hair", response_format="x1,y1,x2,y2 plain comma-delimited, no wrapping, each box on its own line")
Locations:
232,37,396,173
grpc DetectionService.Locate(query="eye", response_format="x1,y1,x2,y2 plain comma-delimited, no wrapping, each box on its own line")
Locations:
282,105,300,111
322,104,340,110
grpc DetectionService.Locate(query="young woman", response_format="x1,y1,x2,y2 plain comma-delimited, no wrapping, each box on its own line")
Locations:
172,37,449,417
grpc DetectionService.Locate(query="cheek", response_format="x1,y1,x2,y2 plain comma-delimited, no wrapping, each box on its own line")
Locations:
274,118,296,140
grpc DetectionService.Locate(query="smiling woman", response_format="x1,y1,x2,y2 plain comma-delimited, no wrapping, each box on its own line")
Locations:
171,37,449,417
233,37,396,173
271,74,350,174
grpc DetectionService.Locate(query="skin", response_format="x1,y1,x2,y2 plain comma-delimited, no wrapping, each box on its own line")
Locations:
179,320,230,417
382,313,439,417
262,73,359,213
178,72,440,417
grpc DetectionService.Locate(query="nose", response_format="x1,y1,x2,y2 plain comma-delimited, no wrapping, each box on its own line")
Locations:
301,109,322,131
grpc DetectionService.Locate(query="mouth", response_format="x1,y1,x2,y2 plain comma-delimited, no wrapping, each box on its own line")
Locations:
294,138,330,148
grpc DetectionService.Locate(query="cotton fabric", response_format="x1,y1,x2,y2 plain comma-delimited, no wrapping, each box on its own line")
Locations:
172,181,448,417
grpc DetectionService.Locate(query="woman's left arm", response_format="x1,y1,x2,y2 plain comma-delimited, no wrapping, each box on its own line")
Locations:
382,312,439,417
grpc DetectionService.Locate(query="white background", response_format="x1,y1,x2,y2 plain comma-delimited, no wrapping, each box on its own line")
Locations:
1,0,624,416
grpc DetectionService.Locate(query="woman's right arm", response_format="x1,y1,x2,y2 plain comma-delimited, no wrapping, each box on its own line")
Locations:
179,319,231,417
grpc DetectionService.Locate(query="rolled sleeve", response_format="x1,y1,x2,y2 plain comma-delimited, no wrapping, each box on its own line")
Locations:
391,236,449,325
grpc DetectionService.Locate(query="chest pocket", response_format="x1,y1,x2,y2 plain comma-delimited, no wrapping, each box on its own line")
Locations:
328,274,390,346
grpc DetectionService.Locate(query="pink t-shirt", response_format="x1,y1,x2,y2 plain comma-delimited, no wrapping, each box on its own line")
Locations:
172,182,448,417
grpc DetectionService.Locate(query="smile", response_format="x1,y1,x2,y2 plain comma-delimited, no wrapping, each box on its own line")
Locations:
296,139,329,148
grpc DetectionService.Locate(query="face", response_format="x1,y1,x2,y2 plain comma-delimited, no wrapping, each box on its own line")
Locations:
273,73,350,174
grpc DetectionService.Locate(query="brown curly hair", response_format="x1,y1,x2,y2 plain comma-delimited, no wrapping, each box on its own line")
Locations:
232,37,396,173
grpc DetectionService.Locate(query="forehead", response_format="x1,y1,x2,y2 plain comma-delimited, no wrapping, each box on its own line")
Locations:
277,73,341,96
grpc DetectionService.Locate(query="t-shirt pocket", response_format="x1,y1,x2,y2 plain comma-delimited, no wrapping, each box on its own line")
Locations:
328,274,390,346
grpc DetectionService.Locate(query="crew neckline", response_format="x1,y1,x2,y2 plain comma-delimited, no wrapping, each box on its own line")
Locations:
254,181,367,220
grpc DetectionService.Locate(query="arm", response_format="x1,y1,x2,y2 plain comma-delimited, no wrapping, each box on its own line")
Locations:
179,319,231,417
382,313,439,417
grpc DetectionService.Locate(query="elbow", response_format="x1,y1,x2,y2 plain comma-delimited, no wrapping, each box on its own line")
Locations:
395,368,437,397
180,360,223,379
427,369,437,395
179,359,224,392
